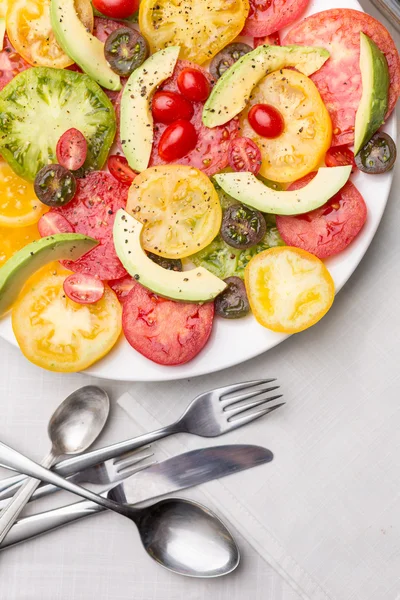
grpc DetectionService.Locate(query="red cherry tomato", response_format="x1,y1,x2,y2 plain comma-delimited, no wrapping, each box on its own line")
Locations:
228,137,262,174
276,172,367,259
151,91,194,124
63,273,105,305
108,155,137,184
56,128,87,171
248,104,285,138
38,212,74,237
92,0,139,19
325,145,356,170
254,32,280,48
177,68,210,103
158,120,198,162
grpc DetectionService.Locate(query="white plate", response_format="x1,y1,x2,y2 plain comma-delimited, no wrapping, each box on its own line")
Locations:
0,0,396,381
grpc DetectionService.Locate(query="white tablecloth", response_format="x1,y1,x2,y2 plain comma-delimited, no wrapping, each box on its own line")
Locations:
0,2,398,598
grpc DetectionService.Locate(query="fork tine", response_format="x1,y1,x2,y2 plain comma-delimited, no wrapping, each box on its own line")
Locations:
113,459,158,481
218,379,277,398
221,385,280,407
113,445,152,466
227,402,285,429
115,451,154,473
226,394,283,418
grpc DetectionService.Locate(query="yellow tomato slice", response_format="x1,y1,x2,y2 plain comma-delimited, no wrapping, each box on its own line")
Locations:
12,264,122,372
239,69,332,183
139,0,249,64
0,223,40,267
0,161,48,227
126,165,222,259
6,0,94,68
245,246,334,334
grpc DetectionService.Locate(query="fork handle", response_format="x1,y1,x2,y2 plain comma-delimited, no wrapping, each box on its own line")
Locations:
0,498,105,549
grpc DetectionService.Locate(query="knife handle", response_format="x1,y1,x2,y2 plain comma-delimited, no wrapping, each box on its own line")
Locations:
0,499,105,549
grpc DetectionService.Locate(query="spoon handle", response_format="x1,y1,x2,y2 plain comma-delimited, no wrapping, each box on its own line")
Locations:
0,442,133,519
0,452,56,544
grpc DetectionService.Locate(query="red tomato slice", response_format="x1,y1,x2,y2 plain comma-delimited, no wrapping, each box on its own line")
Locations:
0,34,30,91
108,155,137,184
56,128,87,171
108,276,137,303
325,145,356,170
122,283,215,365
52,172,129,280
243,0,310,38
276,172,367,259
254,32,280,47
283,9,400,146
63,273,105,304
38,212,74,237
228,137,262,174
150,60,239,176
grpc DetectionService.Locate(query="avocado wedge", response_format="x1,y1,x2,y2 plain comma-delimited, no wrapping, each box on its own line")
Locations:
354,32,390,156
214,167,352,216
113,210,226,302
0,234,98,317
50,0,121,91
202,44,330,128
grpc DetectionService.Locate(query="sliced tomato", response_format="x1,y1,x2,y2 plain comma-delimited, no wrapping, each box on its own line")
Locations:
325,146,356,170
0,34,30,91
150,60,239,176
122,283,214,365
108,155,137,184
243,0,309,37
56,129,87,172
0,224,40,267
245,246,335,334
228,137,262,174
38,212,74,237
63,273,105,304
254,31,280,47
6,0,94,68
276,172,367,259
0,160,48,227
12,264,122,372
108,276,137,303
93,16,130,42
283,9,400,146
52,172,129,280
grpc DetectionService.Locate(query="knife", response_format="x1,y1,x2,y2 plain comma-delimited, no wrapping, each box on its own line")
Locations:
1,444,273,549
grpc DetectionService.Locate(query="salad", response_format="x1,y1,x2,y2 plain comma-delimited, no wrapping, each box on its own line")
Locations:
0,0,398,372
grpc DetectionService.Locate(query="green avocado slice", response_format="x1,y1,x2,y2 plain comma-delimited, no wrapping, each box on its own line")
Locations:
50,0,121,91
214,167,352,216
113,210,226,302
354,32,390,156
0,234,98,317
202,44,330,128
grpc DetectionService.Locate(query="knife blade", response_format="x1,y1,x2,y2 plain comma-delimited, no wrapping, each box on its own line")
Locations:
2,444,273,549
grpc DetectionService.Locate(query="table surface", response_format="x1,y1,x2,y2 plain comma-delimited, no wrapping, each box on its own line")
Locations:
0,2,398,598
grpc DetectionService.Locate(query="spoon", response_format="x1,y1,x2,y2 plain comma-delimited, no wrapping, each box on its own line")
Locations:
0,385,109,544
0,440,240,577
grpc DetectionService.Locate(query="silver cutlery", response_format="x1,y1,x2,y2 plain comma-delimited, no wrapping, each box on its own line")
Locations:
0,386,109,544
2,444,273,549
0,379,283,501
0,440,240,578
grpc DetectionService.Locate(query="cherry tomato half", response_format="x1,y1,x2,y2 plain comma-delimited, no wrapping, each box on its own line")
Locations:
92,0,139,19
177,68,210,103
325,145,356,170
38,212,74,237
248,103,284,139
228,137,262,174
152,91,194,124
56,128,87,172
158,120,198,162
108,155,137,184
63,273,105,305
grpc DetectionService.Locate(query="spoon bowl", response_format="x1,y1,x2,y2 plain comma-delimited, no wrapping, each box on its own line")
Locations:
49,386,110,455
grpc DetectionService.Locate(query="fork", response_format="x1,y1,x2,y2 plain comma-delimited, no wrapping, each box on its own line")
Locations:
0,380,283,501
0,447,155,509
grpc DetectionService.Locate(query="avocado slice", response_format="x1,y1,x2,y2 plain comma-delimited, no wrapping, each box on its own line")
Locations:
113,210,226,302
50,0,121,91
203,44,330,128
0,234,98,317
354,32,390,156
120,47,180,172
214,167,352,216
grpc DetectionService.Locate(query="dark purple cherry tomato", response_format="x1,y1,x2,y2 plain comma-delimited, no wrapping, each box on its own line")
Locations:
215,276,250,319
